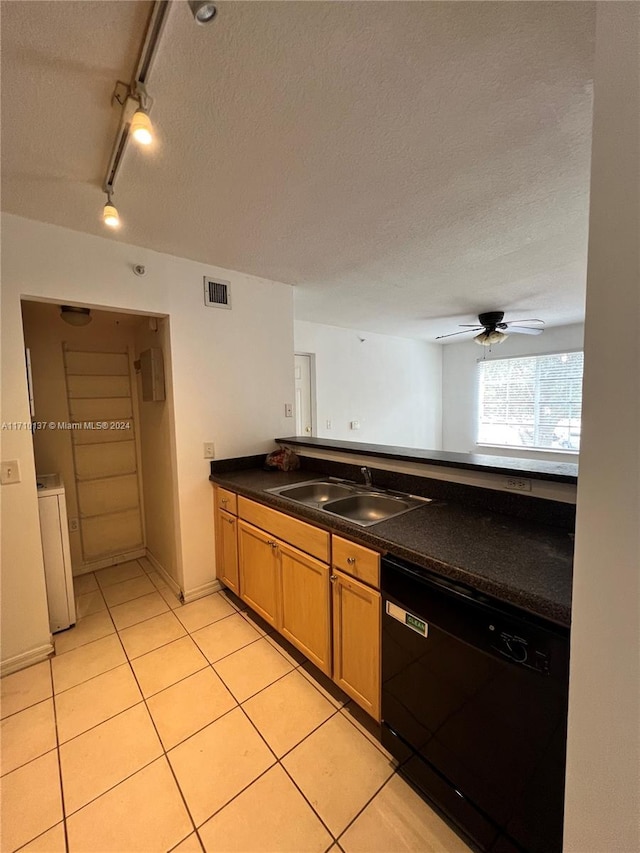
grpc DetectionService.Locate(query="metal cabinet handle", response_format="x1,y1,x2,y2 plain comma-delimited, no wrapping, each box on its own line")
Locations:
330,575,338,582
221,497,229,505
225,517,235,525
346,557,356,565
267,540,278,549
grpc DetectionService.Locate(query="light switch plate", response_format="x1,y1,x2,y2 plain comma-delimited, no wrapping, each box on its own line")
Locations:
203,442,215,459
284,403,293,417
1,460,21,484
350,420,360,430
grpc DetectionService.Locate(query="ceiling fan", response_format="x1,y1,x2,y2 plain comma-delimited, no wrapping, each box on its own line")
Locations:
436,311,545,346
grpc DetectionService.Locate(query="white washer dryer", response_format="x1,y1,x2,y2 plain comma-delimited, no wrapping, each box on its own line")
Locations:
36,474,76,632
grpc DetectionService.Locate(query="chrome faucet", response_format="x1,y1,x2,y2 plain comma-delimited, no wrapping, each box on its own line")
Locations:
361,466,373,487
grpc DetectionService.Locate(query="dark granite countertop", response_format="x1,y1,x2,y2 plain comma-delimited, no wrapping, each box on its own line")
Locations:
210,467,573,628
276,436,578,484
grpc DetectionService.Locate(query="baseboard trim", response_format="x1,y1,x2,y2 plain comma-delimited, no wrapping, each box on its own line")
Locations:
143,551,182,598
1,642,55,677
182,579,222,604
74,548,146,576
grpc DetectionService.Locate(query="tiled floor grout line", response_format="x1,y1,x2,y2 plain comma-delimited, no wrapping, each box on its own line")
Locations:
120,631,204,850
164,605,347,843
0,705,61,781
334,771,398,847
276,738,341,844
9,583,399,852
49,661,71,853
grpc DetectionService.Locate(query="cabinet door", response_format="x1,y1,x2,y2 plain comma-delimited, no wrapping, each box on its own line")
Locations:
279,542,331,676
215,508,239,594
238,520,279,628
332,570,381,721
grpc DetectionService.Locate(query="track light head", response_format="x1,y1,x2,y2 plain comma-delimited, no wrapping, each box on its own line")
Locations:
188,0,217,25
103,194,120,229
131,108,153,145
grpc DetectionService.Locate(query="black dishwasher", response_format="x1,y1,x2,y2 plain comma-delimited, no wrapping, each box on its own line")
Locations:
381,555,570,853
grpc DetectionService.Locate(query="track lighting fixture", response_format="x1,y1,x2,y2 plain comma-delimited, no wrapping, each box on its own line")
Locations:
131,108,153,145
102,194,120,229
188,0,217,25
60,306,92,327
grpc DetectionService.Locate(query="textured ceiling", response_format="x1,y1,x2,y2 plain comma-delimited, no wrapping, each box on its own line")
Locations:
1,1,595,340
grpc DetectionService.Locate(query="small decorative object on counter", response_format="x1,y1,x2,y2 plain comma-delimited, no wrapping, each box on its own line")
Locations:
264,446,300,472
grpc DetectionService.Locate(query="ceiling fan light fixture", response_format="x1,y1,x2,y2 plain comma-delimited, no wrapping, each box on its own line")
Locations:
130,108,153,146
188,0,217,25
60,306,92,326
474,330,507,346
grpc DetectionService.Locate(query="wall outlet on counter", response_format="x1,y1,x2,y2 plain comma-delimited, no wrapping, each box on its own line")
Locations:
69,517,79,533
326,419,332,430
350,420,360,430
203,442,215,459
504,477,532,492
284,403,293,417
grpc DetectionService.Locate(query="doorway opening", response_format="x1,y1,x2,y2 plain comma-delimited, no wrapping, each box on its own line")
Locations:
294,352,317,437
21,300,182,598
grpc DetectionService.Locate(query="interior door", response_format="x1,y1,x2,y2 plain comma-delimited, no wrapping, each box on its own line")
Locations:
294,353,314,436
63,345,144,566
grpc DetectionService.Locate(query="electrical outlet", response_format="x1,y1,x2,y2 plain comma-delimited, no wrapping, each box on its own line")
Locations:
1,460,21,485
504,477,532,492
69,518,79,533
284,403,293,418
326,419,332,430
203,442,215,459
350,420,360,430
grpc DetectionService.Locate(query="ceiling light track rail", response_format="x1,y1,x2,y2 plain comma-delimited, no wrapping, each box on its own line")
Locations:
101,0,171,219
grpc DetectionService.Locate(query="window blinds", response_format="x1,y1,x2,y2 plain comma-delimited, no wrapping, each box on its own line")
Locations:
477,352,584,451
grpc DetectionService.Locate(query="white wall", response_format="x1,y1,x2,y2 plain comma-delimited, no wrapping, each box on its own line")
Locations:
1,213,294,670
133,316,180,587
442,323,584,463
295,320,442,449
564,4,639,851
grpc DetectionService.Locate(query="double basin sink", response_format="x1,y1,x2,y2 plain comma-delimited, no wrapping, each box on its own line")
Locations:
266,478,431,527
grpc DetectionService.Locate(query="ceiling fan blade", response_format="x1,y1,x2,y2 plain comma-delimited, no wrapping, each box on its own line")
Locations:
504,318,545,326
435,329,481,340
508,326,544,335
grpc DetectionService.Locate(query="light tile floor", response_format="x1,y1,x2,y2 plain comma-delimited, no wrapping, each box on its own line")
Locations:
0,558,471,853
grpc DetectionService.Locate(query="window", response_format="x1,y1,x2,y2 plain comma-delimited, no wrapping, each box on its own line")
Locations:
477,352,584,452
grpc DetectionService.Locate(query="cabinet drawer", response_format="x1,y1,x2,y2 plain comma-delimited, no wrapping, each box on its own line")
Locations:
238,497,330,563
215,487,237,515
332,535,380,588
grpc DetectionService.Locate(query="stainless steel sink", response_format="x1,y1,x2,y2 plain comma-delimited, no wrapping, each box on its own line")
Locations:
266,479,430,526
270,481,356,504
322,492,425,526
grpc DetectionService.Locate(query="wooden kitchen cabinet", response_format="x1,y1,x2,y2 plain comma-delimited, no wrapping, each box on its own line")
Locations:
279,542,331,674
238,520,280,628
332,535,380,588
216,509,239,593
214,490,381,716
213,486,239,594
332,569,381,721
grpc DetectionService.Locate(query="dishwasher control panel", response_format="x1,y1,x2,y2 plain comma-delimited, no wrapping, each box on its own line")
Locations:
489,624,551,672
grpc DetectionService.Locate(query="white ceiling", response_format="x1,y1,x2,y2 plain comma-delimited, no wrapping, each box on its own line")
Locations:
1,1,595,341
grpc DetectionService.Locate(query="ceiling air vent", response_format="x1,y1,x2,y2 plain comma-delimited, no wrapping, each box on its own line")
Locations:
203,277,231,309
